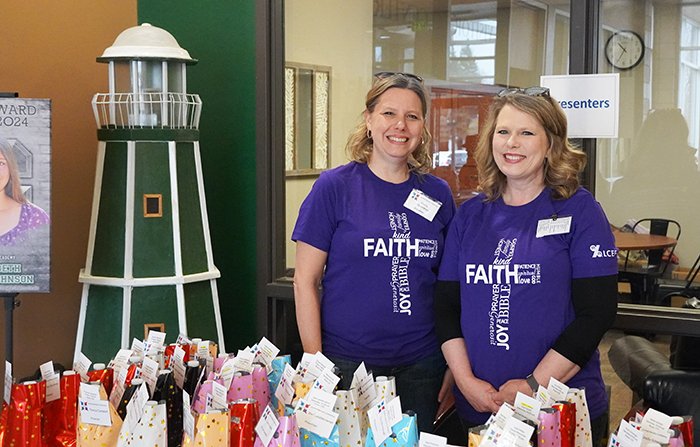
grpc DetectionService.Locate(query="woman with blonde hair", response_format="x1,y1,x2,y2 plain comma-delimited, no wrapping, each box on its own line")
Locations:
435,88,618,446
0,139,49,246
293,73,456,432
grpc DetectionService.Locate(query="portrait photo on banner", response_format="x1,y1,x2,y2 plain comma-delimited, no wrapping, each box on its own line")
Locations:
0,97,51,293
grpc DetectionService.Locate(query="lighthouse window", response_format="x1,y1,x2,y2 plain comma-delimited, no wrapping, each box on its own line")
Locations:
143,194,163,218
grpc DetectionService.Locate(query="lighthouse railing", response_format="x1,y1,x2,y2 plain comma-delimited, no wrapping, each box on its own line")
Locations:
92,92,201,129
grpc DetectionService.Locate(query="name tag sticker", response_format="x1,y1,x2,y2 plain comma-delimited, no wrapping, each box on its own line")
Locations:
536,216,572,238
404,188,442,222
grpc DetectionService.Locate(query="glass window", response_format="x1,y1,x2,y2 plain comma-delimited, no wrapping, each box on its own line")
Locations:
596,1,700,313
283,0,570,269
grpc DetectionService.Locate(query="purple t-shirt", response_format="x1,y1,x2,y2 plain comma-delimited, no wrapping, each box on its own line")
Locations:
293,162,456,366
438,187,618,423
0,202,50,246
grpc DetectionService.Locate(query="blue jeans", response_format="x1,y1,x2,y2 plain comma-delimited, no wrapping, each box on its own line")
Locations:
327,350,446,434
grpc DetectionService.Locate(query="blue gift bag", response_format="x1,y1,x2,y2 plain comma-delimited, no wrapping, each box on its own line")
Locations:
365,413,419,447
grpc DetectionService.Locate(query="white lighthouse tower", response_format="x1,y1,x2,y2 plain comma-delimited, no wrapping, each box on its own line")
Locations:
75,24,225,362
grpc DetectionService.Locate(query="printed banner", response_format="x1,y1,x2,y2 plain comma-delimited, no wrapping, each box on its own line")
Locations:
0,97,51,292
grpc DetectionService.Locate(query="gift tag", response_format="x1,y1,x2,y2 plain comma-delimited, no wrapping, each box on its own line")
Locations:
274,363,295,406
3,361,11,404
404,188,442,222
304,387,338,413
183,391,195,440
234,349,255,373
113,349,133,368
80,382,102,400
312,366,340,393
220,357,236,389
367,396,403,445
295,353,314,383
45,373,61,402
536,215,572,238
211,381,228,409
308,351,334,379
141,356,159,398
74,352,92,381
256,405,281,447
513,391,541,422
40,360,55,380
535,385,553,407
503,416,536,445
420,432,448,447
254,337,280,368
641,408,673,444
354,369,376,410
617,419,643,447
295,397,340,439
131,338,144,356
147,330,166,348
492,403,516,429
172,345,187,389
176,333,191,345
547,377,569,401
79,398,112,426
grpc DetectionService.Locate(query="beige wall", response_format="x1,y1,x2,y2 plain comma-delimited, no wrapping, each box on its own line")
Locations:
284,0,374,268
0,2,136,378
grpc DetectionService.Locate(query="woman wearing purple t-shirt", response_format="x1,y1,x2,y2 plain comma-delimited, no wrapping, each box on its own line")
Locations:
435,88,618,446
0,140,50,247
293,73,456,432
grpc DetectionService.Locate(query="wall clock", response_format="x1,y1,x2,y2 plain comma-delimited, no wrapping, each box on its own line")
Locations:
605,30,644,70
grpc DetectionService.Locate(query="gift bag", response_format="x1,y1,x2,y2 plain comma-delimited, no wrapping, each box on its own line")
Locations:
230,398,259,447
77,384,123,447
372,377,396,406
537,407,561,447
365,412,418,447
552,401,576,447
334,390,364,447
269,355,292,410
252,365,271,416
86,365,114,396
43,371,80,447
254,414,301,447
193,379,225,414
184,360,205,398
301,424,340,447
131,401,168,446
182,410,230,447
153,369,183,447
116,378,145,420
4,380,46,447
0,401,9,446
566,388,591,447
228,372,254,403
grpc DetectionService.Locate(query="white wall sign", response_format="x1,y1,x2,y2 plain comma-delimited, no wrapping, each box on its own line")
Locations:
540,73,619,138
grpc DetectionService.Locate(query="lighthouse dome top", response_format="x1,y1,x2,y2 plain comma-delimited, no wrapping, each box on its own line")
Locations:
97,23,196,64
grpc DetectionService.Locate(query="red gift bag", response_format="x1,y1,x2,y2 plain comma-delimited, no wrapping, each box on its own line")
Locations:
43,371,80,447
5,380,46,447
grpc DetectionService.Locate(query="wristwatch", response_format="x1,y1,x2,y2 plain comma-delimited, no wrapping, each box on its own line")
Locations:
525,374,539,393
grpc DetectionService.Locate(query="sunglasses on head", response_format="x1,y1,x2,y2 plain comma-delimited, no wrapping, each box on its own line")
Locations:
497,86,550,98
374,71,424,83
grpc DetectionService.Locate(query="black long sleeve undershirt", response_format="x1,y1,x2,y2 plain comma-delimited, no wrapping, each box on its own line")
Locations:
434,274,618,368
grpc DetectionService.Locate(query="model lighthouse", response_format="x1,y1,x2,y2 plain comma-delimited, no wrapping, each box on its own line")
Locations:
75,24,225,362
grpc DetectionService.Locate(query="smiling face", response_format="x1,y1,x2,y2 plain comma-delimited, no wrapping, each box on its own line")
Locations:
364,87,425,167
492,104,550,188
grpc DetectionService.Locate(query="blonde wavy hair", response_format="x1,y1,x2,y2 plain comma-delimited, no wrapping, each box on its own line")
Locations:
0,139,27,204
475,92,586,201
346,73,432,174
